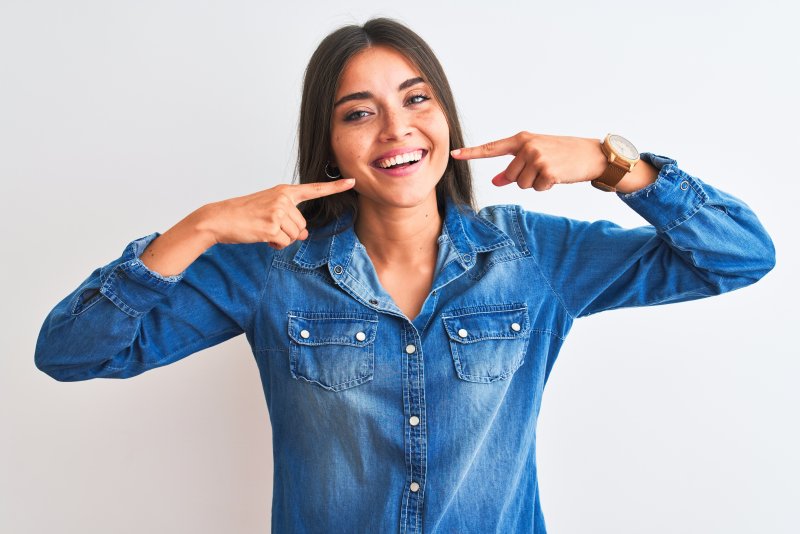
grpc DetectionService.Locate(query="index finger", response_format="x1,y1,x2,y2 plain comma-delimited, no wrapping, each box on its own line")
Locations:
450,135,521,161
291,178,356,203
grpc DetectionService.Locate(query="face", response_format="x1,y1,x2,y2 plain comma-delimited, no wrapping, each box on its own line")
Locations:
330,45,450,210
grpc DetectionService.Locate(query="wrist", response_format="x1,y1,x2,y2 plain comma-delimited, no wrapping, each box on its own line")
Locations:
190,204,221,249
590,135,657,194
139,210,216,278
614,158,658,194
590,138,608,181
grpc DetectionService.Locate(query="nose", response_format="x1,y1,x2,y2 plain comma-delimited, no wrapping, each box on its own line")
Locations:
379,107,412,142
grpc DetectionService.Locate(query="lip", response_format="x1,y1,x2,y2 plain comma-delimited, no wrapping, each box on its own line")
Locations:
370,147,428,167
370,149,428,177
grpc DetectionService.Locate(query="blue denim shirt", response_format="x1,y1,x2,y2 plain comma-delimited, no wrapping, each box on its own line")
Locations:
35,153,775,533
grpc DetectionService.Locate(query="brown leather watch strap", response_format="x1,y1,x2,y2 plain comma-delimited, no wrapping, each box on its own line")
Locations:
591,163,629,192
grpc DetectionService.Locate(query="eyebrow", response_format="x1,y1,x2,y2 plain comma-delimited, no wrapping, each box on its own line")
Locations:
333,77,426,108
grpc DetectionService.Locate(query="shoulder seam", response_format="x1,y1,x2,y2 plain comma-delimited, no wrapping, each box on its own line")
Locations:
514,206,576,320
249,244,275,334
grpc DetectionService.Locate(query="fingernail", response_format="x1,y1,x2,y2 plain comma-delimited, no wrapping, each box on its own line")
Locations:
450,149,461,156
345,178,355,184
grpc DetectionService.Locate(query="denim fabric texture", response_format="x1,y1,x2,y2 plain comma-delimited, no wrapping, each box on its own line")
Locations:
35,152,776,533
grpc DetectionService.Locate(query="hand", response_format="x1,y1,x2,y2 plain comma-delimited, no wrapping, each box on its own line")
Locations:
450,132,606,191
198,178,356,249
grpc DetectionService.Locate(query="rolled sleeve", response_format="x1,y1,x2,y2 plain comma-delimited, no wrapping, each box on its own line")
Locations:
618,152,708,232
97,233,184,318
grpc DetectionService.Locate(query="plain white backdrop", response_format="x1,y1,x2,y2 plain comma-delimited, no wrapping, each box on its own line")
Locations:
2,1,798,532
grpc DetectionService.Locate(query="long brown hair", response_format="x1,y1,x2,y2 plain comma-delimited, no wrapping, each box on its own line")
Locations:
295,18,475,229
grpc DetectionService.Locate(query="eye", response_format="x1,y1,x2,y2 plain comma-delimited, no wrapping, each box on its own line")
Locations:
344,109,371,122
407,93,431,105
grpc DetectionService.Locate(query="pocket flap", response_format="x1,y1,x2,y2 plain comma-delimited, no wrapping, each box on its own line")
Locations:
288,312,378,346
442,304,530,344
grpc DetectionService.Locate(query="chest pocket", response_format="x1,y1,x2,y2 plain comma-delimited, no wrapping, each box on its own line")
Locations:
287,312,378,392
442,304,531,383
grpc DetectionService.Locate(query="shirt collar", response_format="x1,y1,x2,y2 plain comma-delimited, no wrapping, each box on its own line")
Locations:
291,196,514,271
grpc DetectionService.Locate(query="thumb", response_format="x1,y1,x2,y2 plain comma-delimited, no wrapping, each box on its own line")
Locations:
492,172,514,187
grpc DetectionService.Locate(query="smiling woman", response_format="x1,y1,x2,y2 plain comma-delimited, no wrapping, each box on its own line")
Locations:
33,16,776,534
296,18,474,230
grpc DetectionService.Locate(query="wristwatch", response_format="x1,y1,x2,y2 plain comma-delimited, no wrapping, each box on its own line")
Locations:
591,134,640,192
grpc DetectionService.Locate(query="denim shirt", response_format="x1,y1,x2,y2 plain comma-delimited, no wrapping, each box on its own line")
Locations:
35,153,775,533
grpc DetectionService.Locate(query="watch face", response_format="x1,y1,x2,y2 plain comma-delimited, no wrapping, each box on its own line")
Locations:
609,135,639,160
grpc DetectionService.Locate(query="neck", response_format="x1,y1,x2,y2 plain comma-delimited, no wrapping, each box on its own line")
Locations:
354,193,443,267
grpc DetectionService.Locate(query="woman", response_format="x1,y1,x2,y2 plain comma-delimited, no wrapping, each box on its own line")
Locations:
35,18,775,533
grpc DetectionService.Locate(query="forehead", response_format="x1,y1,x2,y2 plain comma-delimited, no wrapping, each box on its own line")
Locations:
336,46,422,95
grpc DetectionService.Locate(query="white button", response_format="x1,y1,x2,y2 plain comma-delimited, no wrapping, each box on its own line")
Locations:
511,323,521,332
405,344,416,354
409,416,420,426
300,329,310,339
410,482,420,492
458,328,468,338
355,331,366,341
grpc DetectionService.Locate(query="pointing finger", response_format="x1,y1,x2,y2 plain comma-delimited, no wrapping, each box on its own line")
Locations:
291,178,356,203
450,135,521,161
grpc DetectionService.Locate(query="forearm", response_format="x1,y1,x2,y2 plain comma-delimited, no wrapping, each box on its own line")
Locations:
527,157,775,318
140,207,217,277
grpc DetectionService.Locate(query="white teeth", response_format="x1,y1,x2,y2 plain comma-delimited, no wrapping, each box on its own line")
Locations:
377,150,423,168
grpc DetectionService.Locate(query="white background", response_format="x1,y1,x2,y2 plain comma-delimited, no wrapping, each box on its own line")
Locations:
2,1,798,532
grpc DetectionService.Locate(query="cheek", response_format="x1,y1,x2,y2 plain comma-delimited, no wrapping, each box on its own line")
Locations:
331,132,372,168
423,113,451,164
421,109,450,147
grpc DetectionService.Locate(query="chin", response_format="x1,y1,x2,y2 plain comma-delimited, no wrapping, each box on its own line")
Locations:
359,186,437,210
382,192,433,209
353,166,444,209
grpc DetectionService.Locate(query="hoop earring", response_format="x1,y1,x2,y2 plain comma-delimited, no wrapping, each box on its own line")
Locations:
324,162,341,179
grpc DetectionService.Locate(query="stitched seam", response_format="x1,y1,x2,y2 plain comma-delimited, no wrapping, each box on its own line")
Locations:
249,245,274,334
71,288,103,316
658,200,705,233
467,250,528,280
402,331,411,534
273,260,329,280
100,269,142,318
342,272,383,306
415,339,425,533
525,252,574,319
514,206,574,320
503,205,531,255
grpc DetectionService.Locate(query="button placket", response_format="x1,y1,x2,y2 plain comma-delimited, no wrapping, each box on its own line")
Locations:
401,329,426,534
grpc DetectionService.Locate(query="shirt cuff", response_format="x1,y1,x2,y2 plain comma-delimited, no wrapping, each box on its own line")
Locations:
98,232,185,317
617,152,709,232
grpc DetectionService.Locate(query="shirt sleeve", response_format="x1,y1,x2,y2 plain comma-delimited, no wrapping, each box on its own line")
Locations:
34,232,274,381
520,152,776,319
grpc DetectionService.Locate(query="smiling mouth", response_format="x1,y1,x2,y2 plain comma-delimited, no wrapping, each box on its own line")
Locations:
371,149,428,170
